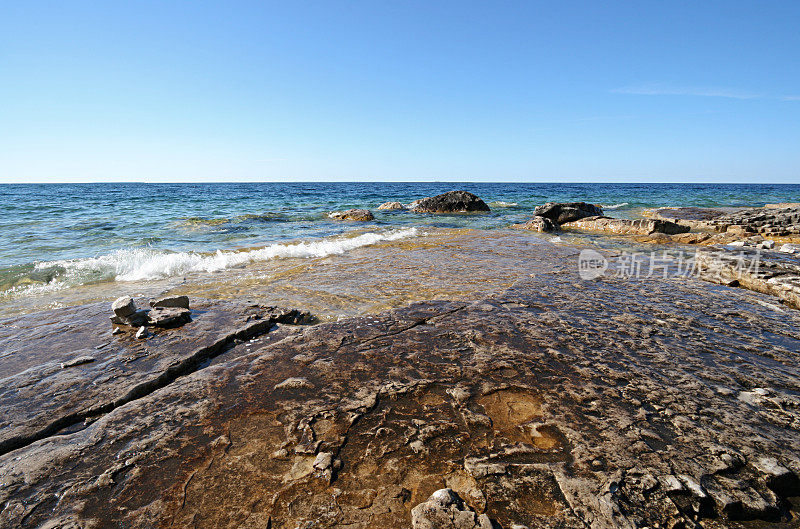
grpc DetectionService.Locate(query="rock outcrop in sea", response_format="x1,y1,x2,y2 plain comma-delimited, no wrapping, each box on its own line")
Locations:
377,201,406,210
410,191,491,213
532,202,603,224
328,209,375,221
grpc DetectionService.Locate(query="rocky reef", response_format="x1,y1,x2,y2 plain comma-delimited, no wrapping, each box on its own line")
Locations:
1,266,800,528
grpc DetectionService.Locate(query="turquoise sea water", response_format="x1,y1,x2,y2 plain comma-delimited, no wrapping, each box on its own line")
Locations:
1,182,798,298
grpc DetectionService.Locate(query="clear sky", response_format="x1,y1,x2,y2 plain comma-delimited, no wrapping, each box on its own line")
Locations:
1,1,798,183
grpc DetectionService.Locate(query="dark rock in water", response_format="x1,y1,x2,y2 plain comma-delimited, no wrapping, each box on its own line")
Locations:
328,209,375,221
519,216,556,233
377,201,405,210
533,202,603,224
111,296,136,318
563,216,690,236
411,489,496,529
411,191,490,213
147,307,191,328
150,295,190,309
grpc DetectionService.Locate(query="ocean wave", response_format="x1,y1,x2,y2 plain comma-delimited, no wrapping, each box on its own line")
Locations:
490,201,518,207
4,228,419,296
601,202,629,210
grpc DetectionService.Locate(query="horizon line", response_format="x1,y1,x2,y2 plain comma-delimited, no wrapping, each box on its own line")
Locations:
1,180,799,186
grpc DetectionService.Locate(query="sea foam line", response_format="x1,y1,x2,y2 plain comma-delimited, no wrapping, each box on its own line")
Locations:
601,202,629,210
35,227,420,284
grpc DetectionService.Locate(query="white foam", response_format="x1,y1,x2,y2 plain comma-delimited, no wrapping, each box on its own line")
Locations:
34,228,420,284
490,201,518,207
601,202,629,210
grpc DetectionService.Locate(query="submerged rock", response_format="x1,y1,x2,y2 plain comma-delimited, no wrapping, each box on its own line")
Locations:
329,209,375,221
562,216,690,236
410,191,490,213
532,202,603,224
377,201,405,210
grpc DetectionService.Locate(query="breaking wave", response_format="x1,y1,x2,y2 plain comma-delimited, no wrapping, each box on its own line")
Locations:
601,202,629,210
3,228,420,296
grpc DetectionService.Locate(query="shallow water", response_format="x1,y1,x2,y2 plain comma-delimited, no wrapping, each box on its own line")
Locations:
1,182,798,317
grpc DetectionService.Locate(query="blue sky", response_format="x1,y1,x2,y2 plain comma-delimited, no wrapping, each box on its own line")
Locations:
1,1,798,183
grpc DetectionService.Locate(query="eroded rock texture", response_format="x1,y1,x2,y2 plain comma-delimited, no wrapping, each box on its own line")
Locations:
1,268,799,528
0,300,311,456
563,216,690,236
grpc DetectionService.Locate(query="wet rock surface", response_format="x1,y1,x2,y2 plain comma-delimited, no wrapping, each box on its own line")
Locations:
146,306,192,327
328,209,375,221
2,267,800,528
694,246,800,309
563,216,690,236
411,191,491,213
518,216,556,233
0,299,311,457
149,295,190,309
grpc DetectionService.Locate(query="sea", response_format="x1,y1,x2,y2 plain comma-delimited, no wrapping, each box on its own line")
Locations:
1,182,798,318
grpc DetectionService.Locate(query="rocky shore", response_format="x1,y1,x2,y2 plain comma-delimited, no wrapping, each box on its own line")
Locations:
2,257,800,528
516,201,800,311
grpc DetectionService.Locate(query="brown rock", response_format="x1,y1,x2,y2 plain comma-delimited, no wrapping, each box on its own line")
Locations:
377,202,405,210
562,216,690,236
328,209,375,221
519,216,556,233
